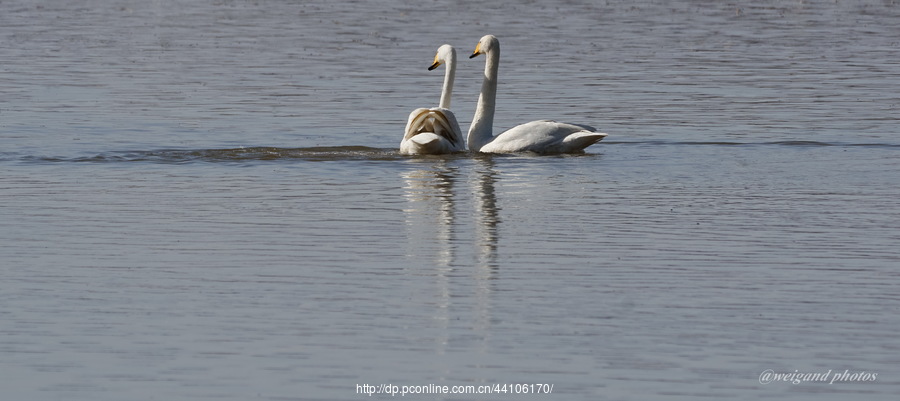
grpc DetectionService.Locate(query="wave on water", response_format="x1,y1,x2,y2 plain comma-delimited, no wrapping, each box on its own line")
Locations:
16,146,405,164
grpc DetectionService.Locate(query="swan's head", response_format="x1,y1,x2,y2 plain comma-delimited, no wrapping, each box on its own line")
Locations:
470,34,498,59
428,44,455,71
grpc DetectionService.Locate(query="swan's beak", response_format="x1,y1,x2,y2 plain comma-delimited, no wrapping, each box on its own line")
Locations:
470,42,483,59
428,54,442,71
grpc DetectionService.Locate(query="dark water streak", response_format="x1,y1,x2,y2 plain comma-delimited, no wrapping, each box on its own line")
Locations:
9,140,900,165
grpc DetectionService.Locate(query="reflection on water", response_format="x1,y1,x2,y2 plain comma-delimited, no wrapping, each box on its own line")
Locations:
472,155,500,269
470,156,499,351
402,159,459,268
401,156,501,356
401,159,458,356
401,156,501,272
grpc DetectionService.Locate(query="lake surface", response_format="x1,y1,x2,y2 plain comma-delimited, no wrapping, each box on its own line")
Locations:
2,0,899,400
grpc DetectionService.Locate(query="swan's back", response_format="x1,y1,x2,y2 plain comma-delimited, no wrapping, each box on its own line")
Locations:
478,120,607,154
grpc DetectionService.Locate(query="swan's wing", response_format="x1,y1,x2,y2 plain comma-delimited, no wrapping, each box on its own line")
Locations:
403,108,432,142
481,120,607,153
400,107,464,154
431,107,464,149
561,130,608,150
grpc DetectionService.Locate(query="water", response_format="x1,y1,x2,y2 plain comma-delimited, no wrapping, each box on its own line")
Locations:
2,0,899,400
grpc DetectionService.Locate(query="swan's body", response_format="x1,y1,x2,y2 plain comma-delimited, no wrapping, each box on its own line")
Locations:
400,45,465,155
467,35,607,154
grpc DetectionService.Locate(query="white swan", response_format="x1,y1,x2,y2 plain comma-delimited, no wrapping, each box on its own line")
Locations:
400,45,465,155
467,35,608,154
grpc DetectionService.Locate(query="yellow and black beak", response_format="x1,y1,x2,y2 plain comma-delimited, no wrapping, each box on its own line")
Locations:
428,53,442,70
469,42,483,59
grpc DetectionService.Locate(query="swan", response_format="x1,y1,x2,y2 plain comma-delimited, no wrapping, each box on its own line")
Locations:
400,44,465,155
467,35,608,154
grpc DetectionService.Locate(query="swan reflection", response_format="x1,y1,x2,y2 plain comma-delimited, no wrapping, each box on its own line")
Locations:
400,157,500,269
401,156,501,354
472,155,500,269
401,159,459,268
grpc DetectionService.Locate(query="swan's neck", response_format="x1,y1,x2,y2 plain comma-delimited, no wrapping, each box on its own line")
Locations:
439,52,456,110
468,47,498,151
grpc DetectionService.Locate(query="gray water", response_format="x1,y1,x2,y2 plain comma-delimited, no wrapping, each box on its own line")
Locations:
2,0,900,400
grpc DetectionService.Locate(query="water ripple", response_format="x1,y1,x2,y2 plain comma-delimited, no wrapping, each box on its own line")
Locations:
17,146,398,164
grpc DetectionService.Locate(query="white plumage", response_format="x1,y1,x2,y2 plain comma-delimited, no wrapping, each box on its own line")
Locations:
467,35,607,154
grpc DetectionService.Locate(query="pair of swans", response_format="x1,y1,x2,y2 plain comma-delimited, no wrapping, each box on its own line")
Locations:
400,35,608,155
